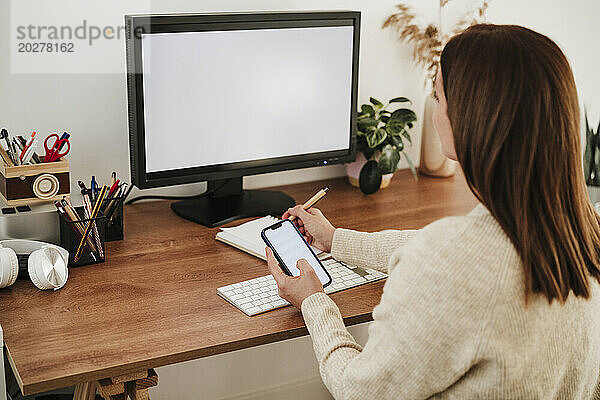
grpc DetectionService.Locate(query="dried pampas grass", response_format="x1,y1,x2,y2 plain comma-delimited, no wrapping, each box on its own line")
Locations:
383,0,492,90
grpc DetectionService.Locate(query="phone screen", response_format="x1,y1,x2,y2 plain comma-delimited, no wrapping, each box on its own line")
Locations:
262,220,331,287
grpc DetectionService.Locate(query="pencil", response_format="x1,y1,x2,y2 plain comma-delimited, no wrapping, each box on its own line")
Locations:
288,187,328,222
74,185,108,261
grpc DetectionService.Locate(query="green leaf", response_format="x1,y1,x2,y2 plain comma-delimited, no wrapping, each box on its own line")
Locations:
365,128,387,148
404,153,418,180
361,104,375,117
363,146,375,160
401,129,413,145
389,97,412,104
370,97,384,109
378,144,401,174
357,117,378,131
390,108,417,124
357,112,370,120
386,121,403,135
357,135,368,153
389,135,404,151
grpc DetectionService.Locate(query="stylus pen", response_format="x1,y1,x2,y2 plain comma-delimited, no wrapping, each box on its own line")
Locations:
288,187,329,222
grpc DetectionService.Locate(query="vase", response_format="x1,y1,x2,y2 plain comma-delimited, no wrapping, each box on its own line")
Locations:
587,185,600,207
345,152,394,189
418,95,458,177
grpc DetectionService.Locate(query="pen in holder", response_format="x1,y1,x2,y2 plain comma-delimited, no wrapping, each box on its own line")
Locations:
58,207,106,267
100,192,125,242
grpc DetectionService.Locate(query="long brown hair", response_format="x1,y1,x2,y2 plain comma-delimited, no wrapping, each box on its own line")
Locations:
440,24,600,303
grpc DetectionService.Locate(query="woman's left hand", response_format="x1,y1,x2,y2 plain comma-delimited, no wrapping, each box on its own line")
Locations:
266,247,324,309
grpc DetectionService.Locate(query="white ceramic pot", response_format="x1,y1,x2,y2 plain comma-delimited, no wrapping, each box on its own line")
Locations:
587,185,600,207
345,152,394,189
419,95,458,177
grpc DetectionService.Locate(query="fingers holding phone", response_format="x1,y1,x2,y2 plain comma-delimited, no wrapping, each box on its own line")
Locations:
265,247,324,309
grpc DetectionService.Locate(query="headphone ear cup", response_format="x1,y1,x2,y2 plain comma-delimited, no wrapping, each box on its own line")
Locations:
0,247,19,288
28,247,68,290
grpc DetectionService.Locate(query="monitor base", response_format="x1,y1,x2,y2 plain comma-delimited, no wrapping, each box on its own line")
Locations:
171,189,296,228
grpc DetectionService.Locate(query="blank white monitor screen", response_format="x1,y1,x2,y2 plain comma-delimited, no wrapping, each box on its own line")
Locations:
141,26,354,173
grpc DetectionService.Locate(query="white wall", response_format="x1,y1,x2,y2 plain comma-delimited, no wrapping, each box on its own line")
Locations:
1,1,599,399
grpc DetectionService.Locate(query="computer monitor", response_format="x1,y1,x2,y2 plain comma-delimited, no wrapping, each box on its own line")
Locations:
126,11,360,227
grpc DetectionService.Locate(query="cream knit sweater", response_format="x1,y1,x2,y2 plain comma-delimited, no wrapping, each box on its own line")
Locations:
301,204,600,399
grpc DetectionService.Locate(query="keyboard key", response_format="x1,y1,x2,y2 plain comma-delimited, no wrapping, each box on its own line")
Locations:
246,306,261,315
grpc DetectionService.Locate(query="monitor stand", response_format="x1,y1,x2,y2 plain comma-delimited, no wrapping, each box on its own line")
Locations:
171,178,296,228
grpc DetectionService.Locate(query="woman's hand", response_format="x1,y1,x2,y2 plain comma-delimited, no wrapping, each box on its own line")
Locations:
282,206,336,253
266,247,324,309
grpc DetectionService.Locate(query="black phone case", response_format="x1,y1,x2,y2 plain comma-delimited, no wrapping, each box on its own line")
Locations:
261,219,332,288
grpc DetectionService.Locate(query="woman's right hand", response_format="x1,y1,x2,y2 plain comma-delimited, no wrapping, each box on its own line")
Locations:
282,205,336,253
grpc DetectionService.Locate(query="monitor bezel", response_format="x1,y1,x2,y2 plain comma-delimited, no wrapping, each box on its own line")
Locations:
126,11,360,189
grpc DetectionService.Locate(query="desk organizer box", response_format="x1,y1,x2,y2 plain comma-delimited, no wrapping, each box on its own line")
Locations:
0,159,70,205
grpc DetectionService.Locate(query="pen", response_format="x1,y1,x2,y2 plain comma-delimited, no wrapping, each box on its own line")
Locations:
0,146,14,167
288,187,329,222
90,176,97,202
0,129,10,152
21,138,38,164
79,181,104,259
19,131,36,162
111,171,117,186
59,198,98,256
54,201,97,261
12,138,23,165
74,185,108,261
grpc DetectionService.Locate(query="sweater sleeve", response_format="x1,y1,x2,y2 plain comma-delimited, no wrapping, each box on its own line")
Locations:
330,228,418,273
302,218,502,399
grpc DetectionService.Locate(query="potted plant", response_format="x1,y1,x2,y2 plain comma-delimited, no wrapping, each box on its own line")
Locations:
382,0,493,177
345,97,417,194
584,111,600,204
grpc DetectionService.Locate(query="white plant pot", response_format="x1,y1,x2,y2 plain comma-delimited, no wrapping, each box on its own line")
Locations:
587,185,600,207
419,95,458,177
345,152,394,189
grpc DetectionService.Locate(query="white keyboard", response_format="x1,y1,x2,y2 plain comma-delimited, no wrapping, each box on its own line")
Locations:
217,258,387,316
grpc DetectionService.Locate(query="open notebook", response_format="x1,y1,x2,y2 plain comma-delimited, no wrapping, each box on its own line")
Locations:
216,216,324,260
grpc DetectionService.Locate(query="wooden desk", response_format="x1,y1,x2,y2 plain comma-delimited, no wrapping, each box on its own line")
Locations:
0,171,476,396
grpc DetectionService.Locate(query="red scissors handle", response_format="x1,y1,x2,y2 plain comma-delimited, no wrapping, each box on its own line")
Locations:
44,134,70,162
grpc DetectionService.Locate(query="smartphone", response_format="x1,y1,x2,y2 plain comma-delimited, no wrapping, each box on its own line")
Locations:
261,219,332,287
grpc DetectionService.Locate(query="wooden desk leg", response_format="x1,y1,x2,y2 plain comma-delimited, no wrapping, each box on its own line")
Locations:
73,381,97,400
97,369,157,400
126,382,149,400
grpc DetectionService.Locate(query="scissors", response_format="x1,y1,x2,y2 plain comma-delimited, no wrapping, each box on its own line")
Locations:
44,132,70,162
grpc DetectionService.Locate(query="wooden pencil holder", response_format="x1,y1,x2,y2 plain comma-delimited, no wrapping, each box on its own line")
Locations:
0,159,70,206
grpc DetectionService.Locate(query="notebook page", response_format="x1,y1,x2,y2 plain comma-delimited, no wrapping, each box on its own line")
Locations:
218,216,323,258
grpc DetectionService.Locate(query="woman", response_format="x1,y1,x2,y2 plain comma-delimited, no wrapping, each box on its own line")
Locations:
266,25,600,399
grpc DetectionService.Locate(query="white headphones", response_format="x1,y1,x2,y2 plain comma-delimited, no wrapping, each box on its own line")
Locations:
0,239,69,290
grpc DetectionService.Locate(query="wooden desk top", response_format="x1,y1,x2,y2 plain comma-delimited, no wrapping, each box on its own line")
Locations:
0,170,476,395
